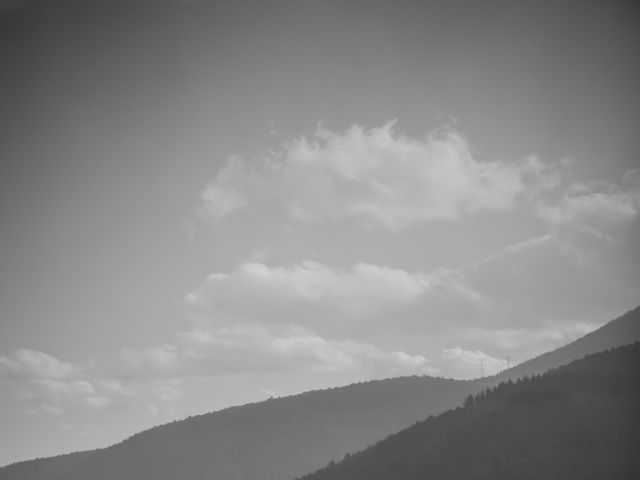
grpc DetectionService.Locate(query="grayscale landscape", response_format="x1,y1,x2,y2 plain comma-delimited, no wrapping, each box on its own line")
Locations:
1,1,638,479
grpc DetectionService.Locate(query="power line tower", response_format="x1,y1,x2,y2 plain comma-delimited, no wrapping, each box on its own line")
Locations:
479,359,484,378
503,356,511,371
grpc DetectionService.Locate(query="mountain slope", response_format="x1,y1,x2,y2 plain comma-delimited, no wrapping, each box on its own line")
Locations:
300,343,640,480
1,306,638,480
491,305,640,382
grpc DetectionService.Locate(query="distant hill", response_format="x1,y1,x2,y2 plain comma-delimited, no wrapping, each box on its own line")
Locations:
300,342,640,480
0,451,94,480
0,377,474,480
1,305,638,480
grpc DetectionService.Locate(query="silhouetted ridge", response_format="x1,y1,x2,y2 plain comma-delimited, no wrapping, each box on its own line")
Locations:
300,343,640,480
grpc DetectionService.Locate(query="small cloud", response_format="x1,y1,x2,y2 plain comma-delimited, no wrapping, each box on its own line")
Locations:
146,402,177,419
199,184,248,220
59,422,97,436
95,378,134,396
197,155,251,220
147,403,160,416
84,395,110,410
505,234,554,253
247,246,272,263
60,422,74,431
0,348,136,415
0,349,83,381
182,220,197,243
470,234,554,272
40,403,64,416
122,344,181,375
151,380,183,402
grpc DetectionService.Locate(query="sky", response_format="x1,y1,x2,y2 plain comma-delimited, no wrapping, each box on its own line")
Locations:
1,0,639,466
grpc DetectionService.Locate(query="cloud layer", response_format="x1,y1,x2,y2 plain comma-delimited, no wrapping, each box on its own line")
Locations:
3,124,637,421
188,125,639,381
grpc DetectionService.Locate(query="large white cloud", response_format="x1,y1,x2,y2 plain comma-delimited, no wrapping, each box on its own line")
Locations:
200,123,553,230
184,260,483,335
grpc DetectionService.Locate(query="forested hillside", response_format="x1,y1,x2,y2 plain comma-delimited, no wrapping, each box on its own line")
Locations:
301,343,640,480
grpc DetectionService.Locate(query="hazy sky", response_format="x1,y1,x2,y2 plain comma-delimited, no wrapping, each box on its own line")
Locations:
1,0,639,466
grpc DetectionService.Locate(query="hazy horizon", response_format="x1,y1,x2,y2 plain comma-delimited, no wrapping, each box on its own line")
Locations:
1,0,639,466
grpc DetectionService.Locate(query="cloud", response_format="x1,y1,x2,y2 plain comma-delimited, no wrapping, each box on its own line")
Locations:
199,156,250,220
122,325,437,379
112,258,491,381
151,379,183,403
470,234,554,272
524,170,640,268
185,260,482,335
12,377,113,414
186,153,638,380
0,349,133,415
59,422,99,436
122,345,183,376
199,122,554,230
505,234,554,253
535,169,640,242
459,222,638,331
0,349,82,380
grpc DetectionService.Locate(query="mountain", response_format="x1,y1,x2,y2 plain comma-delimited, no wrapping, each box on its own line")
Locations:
300,342,640,480
0,377,475,480
1,306,638,480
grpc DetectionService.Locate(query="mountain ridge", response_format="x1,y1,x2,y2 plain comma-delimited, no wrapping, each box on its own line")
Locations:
1,305,638,480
